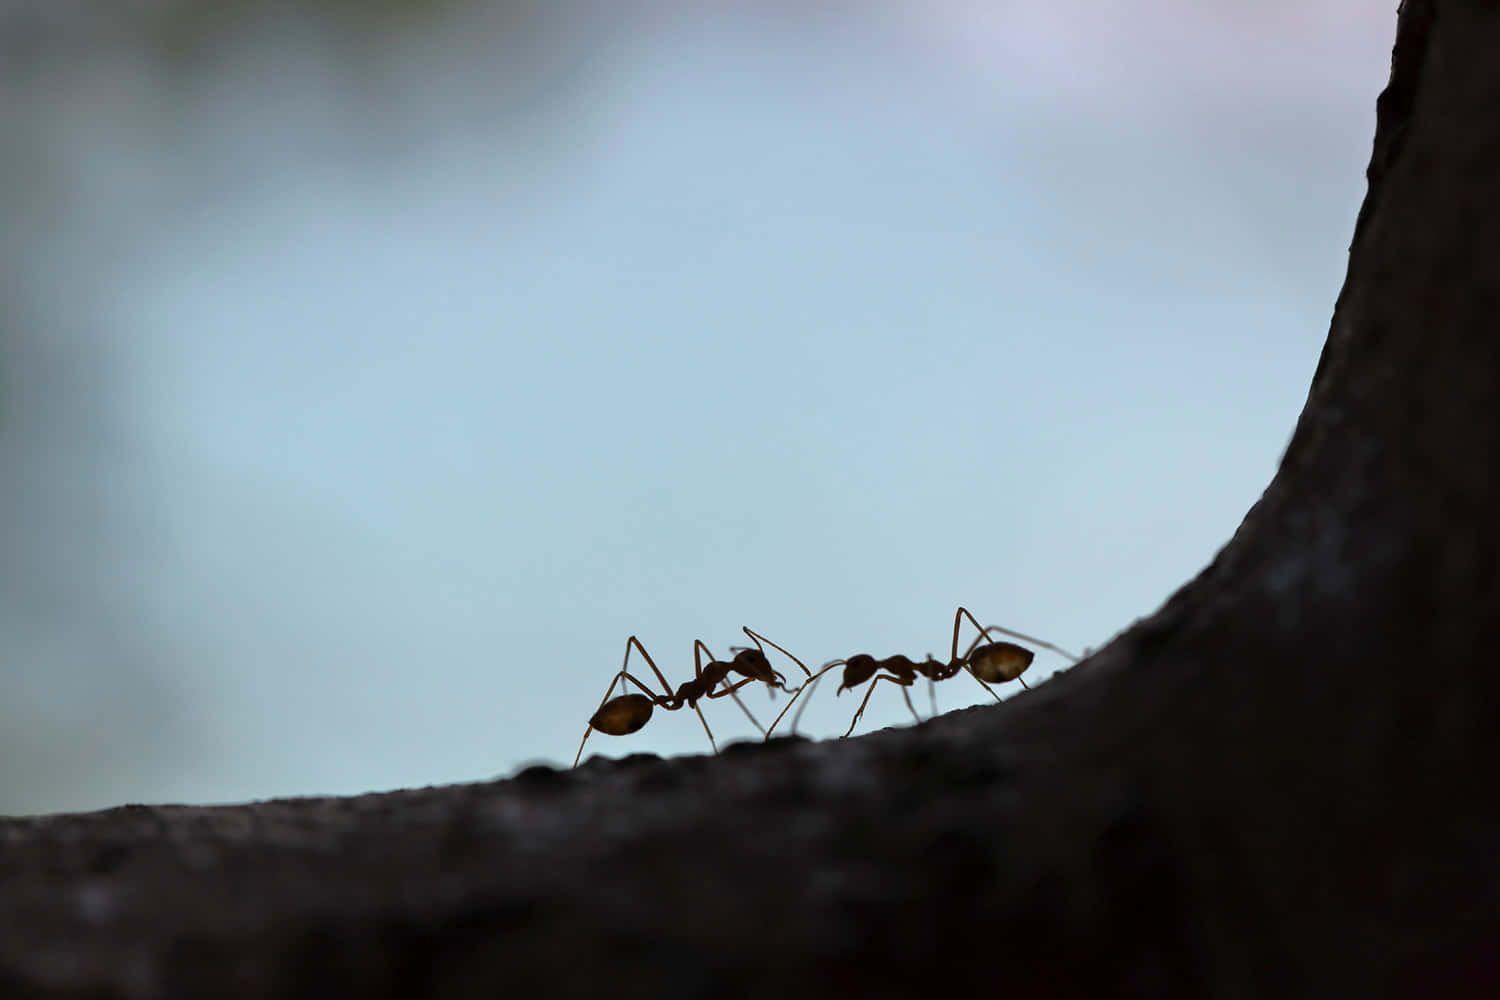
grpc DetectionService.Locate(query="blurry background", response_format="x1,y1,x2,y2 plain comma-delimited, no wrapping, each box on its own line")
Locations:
2,1,1392,815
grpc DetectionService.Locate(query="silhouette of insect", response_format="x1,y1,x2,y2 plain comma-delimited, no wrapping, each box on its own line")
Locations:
766,607,1079,739
573,627,810,767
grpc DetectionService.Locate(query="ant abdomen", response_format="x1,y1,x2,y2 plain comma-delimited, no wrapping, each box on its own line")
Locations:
967,641,1034,684
590,694,655,736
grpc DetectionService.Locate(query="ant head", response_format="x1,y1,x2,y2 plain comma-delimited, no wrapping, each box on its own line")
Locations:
968,642,1034,683
837,654,878,694
732,648,785,687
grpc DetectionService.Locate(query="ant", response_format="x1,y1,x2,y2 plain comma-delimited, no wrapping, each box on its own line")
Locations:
573,627,811,767
766,607,1079,739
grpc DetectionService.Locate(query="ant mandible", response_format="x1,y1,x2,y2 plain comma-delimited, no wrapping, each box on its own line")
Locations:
573,627,810,767
766,607,1079,739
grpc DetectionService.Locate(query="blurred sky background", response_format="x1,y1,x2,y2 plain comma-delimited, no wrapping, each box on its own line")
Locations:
2,1,1395,815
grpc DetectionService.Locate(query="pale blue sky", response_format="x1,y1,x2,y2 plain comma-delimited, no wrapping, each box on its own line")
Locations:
3,3,1393,814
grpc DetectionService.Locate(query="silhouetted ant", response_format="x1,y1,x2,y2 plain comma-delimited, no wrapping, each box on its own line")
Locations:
766,607,1079,739
573,627,810,767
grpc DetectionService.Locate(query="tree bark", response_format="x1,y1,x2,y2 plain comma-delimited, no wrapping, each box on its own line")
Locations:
4,2,1498,996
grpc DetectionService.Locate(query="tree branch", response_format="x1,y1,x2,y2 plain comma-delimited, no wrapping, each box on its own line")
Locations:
5,4,1498,997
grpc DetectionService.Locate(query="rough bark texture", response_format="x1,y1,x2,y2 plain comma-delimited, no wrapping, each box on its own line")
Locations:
5,2,1499,996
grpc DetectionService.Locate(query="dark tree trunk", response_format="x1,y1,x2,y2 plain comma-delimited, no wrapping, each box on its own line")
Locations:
4,2,1497,996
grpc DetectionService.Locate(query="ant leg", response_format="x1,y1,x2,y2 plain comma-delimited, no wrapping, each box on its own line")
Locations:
625,635,681,698
968,620,1078,692
949,608,1003,702
574,672,626,768
955,607,1058,698
928,677,938,719
957,607,1081,663
573,636,678,767
968,672,1006,701
705,675,763,699
958,640,1033,693
788,669,826,735
841,676,880,737
900,684,922,725
842,673,915,738
951,607,990,662
694,640,768,740
695,704,719,754
978,624,1080,663
766,661,840,738
571,670,679,766
704,675,772,738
